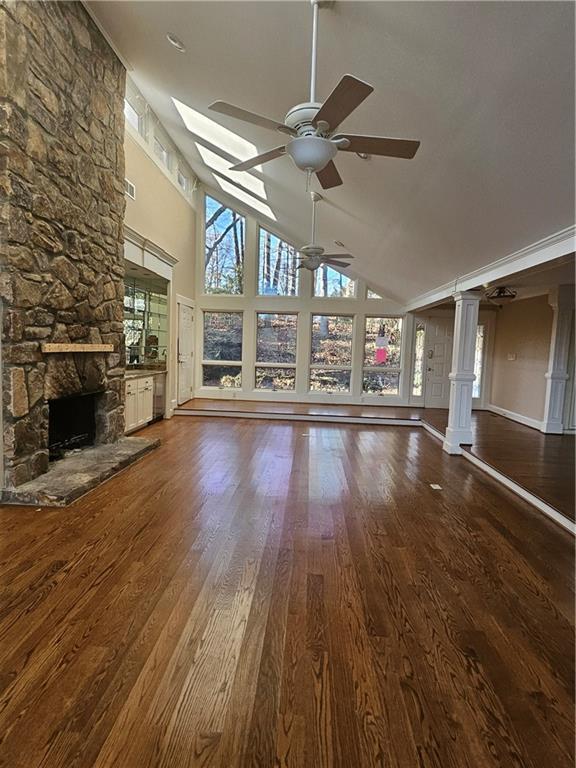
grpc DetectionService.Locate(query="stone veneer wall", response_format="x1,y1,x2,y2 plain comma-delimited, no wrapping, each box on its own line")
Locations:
0,1,126,487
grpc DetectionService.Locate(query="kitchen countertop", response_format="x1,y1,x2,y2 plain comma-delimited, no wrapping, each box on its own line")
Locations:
125,369,167,379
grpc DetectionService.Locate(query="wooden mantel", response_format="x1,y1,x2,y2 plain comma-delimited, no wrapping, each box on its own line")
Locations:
41,343,114,353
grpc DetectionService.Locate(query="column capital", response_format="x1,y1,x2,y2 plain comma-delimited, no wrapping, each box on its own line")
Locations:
548,284,575,311
452,290,482,303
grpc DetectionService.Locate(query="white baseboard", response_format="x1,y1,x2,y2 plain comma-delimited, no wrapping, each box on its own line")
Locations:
174,408,419,428
421,421,447,443
462,450,575,535
486,404,543,431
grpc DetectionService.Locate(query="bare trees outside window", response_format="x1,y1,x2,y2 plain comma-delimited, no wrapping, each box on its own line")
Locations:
310,315,353,392
314,265,356,298
204,195,245,294
202,311,243,388
363,317,402,395
255,313,298,390
258,228,298,296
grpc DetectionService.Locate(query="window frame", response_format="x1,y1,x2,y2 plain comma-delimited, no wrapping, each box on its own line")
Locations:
256,225,300,298
312,264,357,299
309,313,355,393
153,136,171,170
177,168,190,194
411,319,426,398
361,315,404,396
201,310,244,389
473,323,485,400
253,311,298,391
203,193,247,296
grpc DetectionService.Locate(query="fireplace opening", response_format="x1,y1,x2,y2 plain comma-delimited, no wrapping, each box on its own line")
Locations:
48,392,98,461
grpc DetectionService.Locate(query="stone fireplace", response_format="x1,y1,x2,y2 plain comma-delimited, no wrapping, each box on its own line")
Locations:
48,391,99,461
0,1,145,498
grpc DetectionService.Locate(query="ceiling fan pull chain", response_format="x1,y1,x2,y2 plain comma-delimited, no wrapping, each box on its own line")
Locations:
311,189,317,242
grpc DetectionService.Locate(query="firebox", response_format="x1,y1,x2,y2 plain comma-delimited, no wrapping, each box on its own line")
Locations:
48,392,99,461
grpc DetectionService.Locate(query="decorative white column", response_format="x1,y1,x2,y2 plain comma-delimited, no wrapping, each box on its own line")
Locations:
542,285,574,434
443,291,481,454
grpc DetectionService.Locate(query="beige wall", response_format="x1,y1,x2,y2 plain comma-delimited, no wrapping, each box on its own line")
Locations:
124,132,196,300
124,132,196,411
490,294,553,421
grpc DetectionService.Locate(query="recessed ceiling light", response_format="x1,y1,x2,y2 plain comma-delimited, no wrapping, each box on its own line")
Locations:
172,98,257,163
167,33,186,53
196,144,266,198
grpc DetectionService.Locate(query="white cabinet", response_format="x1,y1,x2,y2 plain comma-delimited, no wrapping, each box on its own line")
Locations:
125,380,138,432
137,377,154,426
125,376,154,433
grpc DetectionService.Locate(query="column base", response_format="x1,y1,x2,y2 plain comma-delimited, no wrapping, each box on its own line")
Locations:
442,426,473,455
540,420,564,434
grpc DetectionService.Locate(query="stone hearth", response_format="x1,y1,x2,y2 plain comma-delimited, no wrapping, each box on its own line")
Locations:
0,1,138,494
1,436,160,506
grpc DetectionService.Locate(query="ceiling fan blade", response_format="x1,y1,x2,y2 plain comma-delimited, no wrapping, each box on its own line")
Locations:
316,161,342,190
209,101,296,136
322,253,354,261
313,75,374,132
335,134,420,159
230,146,286,171
322,258,353,269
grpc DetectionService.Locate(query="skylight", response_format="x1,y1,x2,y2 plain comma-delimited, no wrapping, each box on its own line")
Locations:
214,177,276,221
172,98,257,162
196,144,266,198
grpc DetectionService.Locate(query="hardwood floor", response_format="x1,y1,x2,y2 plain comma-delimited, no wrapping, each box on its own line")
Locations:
177,397,424,420
421,410,576,521
0,416,573,768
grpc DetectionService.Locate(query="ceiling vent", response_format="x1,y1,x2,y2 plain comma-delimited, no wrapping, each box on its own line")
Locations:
124,178,136,200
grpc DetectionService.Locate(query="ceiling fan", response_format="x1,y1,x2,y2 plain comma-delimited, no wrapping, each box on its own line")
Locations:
297,192,353,271
208,0,420,190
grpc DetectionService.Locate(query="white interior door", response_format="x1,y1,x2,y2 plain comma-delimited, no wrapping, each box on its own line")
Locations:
177,303,194,405
424,317,454,408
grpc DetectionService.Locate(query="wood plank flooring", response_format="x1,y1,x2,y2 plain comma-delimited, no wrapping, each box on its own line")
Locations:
177,397,424,420
0,416,573,768
421,410,576,521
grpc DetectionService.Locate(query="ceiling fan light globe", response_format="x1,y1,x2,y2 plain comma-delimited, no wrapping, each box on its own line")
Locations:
286,136,338,172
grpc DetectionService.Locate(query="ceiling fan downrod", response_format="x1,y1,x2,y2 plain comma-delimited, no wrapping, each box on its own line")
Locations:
309,0,320,103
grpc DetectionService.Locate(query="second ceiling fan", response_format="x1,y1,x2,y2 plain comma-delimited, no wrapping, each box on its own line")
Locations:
297,191,354,271
209,0,420,190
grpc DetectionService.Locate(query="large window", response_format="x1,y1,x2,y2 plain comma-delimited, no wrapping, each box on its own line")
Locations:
258,229,298,296
255,313,297,390
204,196,245,294
314,265,356,298
202,311,243,388
310,315,353,392
363,317,402,395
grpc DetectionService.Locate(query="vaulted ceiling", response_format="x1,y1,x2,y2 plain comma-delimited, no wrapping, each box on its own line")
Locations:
87,1,575,304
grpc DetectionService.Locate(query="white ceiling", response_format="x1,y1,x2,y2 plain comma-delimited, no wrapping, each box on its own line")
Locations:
88,1,575,304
